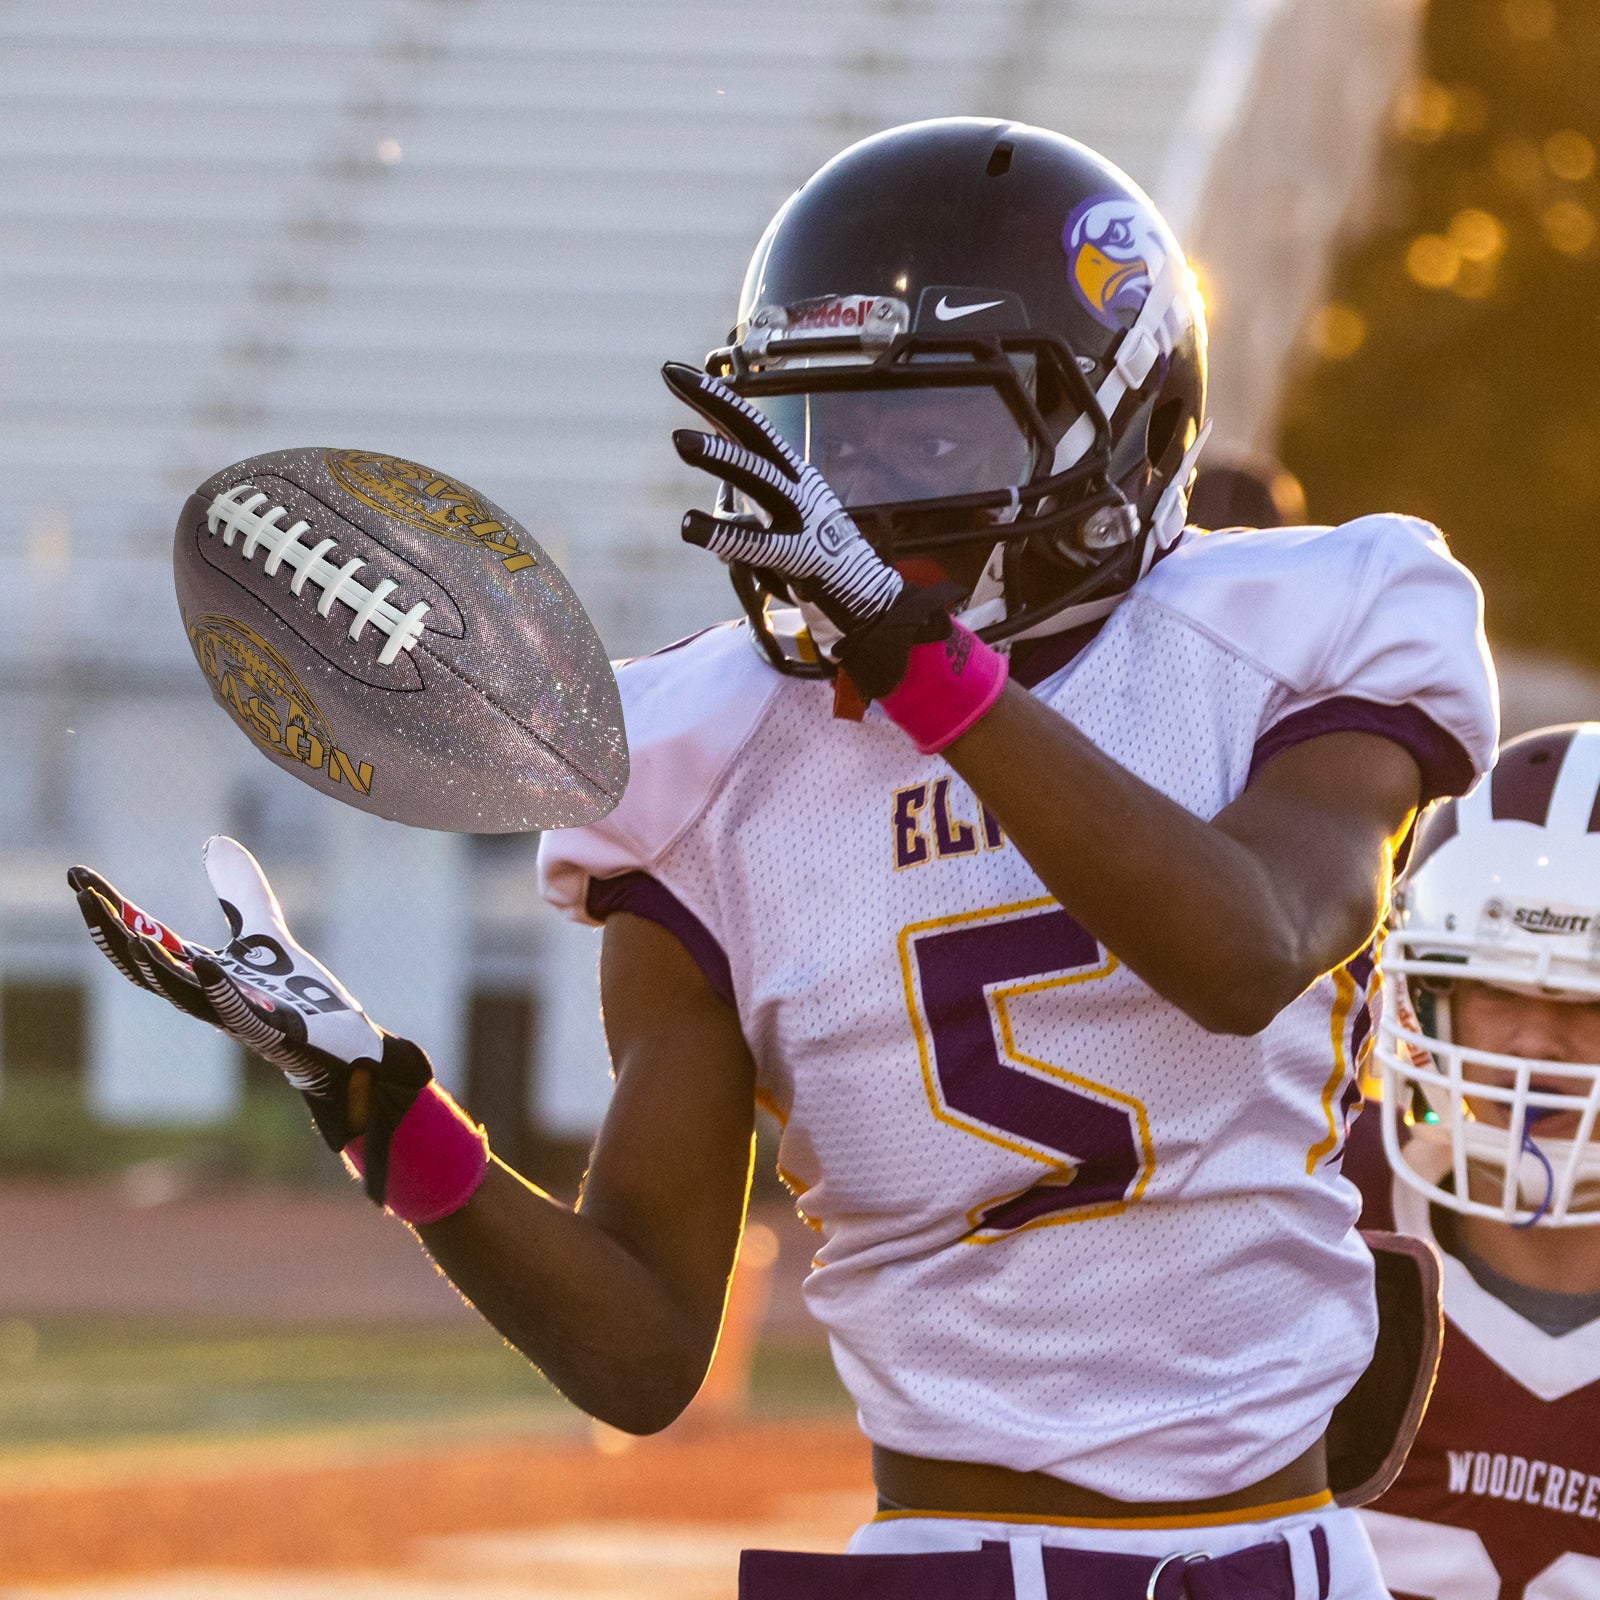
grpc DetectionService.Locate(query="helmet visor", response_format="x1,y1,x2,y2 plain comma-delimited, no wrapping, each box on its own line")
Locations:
751,384,1037,508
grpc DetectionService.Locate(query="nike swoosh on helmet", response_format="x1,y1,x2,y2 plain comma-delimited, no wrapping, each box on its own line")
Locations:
933,295,1007,321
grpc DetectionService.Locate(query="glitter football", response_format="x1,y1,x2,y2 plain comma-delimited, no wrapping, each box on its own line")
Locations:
172,447,628,832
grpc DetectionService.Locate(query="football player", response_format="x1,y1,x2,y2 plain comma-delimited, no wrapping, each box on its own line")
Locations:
1187,454,1308,532
74,120,1497,1598
1348,722,1600,1598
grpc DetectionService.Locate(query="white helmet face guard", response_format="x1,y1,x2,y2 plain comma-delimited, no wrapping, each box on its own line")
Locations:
1378,960,1600,1227
1378,722,1600,1228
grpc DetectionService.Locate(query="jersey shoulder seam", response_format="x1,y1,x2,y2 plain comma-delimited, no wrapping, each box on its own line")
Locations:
1121,586,1289,690
1130,526,1387,701
623,636,786,873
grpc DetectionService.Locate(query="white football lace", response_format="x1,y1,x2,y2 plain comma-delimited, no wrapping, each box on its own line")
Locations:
204,485,431,666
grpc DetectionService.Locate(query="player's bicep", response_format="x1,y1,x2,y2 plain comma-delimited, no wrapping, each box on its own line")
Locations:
579,911,757,1341
1215,730,1423,975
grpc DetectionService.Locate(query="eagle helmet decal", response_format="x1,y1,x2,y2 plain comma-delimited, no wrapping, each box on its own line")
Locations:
1061,193,1170,331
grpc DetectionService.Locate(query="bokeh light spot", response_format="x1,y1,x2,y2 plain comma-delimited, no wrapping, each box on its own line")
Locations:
1452,258,1498,299
1310,302,1367,360
1449,208,1508,262
1544,129,1597,183
1494,136,1547,197
1503,0,1556,41
1541,199,1597,255
1407,234,1462,288
1399,79,1454,142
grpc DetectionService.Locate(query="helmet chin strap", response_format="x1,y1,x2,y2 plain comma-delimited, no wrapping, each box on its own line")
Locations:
795,601,845,660
1144,419,1212,561
959,543,1009,630
968,584,1124,643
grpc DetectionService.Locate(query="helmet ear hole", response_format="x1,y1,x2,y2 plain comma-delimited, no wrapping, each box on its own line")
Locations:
1145,397,1185,473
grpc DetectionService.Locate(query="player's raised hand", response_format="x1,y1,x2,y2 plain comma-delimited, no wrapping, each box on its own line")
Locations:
664,362,975,703
662,362,907,629
68,836,433,1207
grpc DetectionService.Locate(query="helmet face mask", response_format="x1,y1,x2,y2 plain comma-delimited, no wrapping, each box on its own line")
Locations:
715,312,1095,508
702,118,1208,671
1382,976,1600,1226
1379,724,1600,1227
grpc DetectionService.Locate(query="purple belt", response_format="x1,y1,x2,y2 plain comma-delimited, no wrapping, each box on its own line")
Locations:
740,1524,1332,1600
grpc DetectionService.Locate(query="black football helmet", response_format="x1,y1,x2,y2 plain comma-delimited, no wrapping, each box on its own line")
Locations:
704,117,1209,675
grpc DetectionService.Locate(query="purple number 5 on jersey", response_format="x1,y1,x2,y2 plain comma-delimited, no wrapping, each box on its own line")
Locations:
900,898,1153,1238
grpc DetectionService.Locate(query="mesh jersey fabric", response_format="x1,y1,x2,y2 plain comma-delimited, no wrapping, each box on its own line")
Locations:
538,515,1498,1501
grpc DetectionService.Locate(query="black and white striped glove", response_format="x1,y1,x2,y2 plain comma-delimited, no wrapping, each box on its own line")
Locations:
663,363,966,698
68,835,431,1205
662,362,903,629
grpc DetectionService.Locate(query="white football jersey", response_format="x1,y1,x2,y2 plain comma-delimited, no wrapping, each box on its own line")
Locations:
539,516,1498,1501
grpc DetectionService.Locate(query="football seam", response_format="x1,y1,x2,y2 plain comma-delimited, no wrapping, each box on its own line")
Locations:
189,529,428,694
203,484,435,666
200,475,471,644
252,471,468,640
415,635,622,803
189,522,620,804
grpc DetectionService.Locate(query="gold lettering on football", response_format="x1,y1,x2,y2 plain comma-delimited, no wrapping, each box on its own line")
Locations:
186,613,376,796
324,449,537,572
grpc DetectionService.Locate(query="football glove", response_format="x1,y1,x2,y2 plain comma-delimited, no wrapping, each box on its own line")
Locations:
68,835,431,1206
663,361,964,699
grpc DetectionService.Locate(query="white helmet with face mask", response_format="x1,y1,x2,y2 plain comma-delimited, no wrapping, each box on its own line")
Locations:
1379,722,1600,1227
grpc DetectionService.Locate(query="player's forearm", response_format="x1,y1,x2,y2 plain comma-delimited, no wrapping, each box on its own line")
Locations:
418,1158,714,1433
944,685,1372,1034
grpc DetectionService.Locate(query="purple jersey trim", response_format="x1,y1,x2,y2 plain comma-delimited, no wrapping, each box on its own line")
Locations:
1345,1107,1399,1233
584,871,735,1009
1249,696,1476,806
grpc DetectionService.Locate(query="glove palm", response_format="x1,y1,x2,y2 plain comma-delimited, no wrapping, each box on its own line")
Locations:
69,835,431,1204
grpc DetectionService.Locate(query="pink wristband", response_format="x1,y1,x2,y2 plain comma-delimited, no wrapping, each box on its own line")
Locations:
877,621,1008,753
342,1081,490,1225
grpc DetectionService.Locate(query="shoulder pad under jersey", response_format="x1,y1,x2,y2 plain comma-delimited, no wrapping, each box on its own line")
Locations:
1135,515,1498,780
537,622,782,921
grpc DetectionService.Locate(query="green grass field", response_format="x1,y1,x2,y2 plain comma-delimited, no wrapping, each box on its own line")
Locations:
0,1070,336,1185
0,1317,853,1456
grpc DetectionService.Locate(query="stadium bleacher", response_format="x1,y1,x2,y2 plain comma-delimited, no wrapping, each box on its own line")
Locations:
0,0,1417,1132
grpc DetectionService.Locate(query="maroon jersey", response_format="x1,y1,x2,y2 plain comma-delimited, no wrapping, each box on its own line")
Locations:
1346,1110,1600,1597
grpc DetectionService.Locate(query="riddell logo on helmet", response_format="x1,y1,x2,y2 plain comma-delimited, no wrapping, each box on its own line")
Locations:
786,297,876,333
1512,903,1594,936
